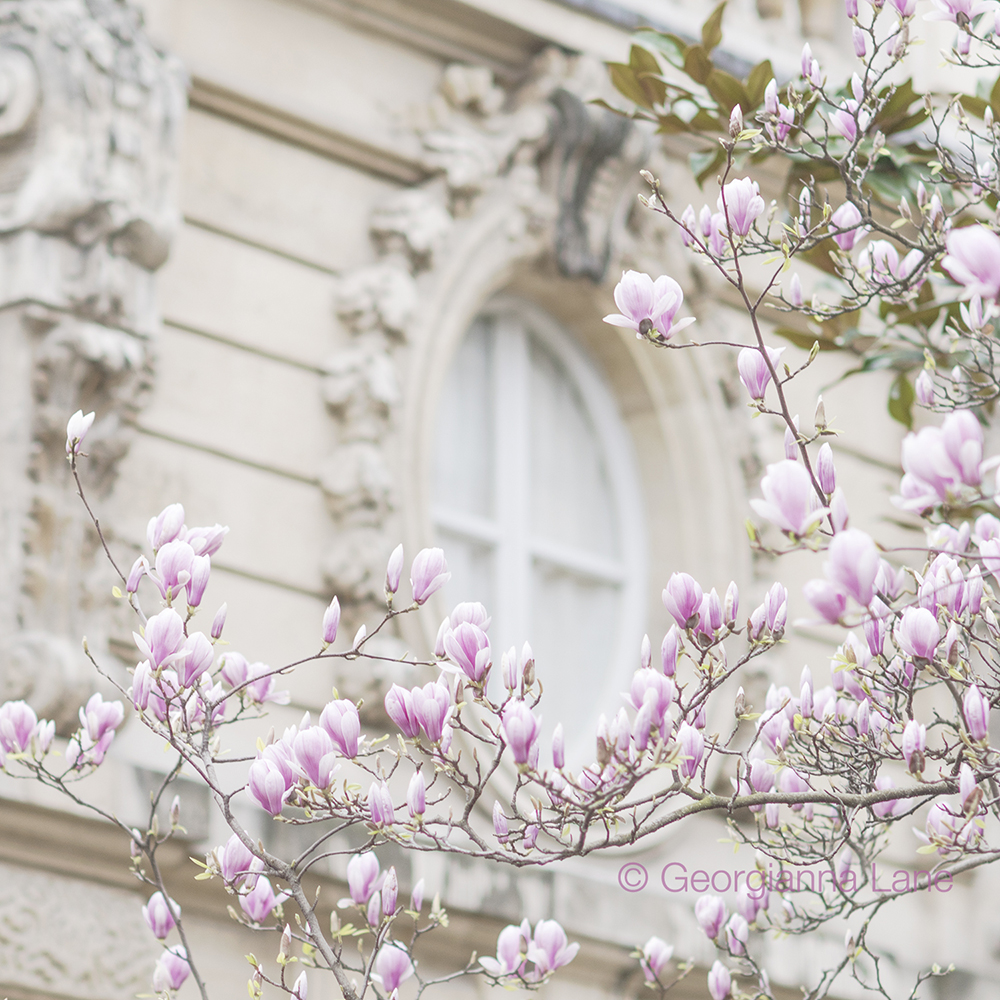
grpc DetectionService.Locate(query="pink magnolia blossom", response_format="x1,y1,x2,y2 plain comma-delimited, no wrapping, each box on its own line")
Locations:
942,224,1000,300
480,920,531,977
410,547,450,604
347,852,381,904
737,346,785,400
695,894,727,939
292,726,340,789
528,919,580,976
708,961,732,1000
826,528,880,606
896,607,940,661
902,719,927,771
830,202,864,250
368,780,395,826
147,503,185,551
926,0,996,25
385,684,421,738
442,621,492,682
603,270,695,340
217,834,255,885
374,943,415,993
240,875,288,923
640,936,674,981
894,410,984,511
319,698,360,757
858,239,923,284
750,460,828,536
142,891,179,940
184,523,228,557
152,945,190,992
411,678,451,743
247,757,292,816
502,700,542,766
964,684,990,741
676,722,705,779
0,700,38,754
718,177,765,236
662,572,704,627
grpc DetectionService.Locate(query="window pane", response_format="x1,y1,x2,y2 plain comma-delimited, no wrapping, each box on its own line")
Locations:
528,335,619,559
530,560,620,761
434,529,496,625
433,319,494,517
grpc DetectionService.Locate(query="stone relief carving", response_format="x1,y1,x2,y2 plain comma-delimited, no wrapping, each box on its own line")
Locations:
0,859,160,1000
0,1,184,728
322,51,649,608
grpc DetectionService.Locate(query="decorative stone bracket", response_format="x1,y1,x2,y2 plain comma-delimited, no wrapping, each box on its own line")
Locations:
321,52,650,607
0,1,184,727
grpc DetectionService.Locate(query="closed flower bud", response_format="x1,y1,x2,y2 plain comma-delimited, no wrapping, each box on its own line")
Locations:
382,866,398,916
385,543,404,597
410,878,425,912
493,801,509,842
661,626,680,675
407,769,426,819
552,723,565,769
322,597,340,646
211,602,228,640
729,103,743,137
963,684,990,741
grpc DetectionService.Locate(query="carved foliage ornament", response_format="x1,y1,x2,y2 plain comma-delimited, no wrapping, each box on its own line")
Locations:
323,53,649,604
0,0,184,727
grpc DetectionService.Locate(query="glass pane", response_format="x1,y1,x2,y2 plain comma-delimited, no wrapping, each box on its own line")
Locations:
432,319,494,517
433,529,496,630
530,561,621,766
528,335,619,558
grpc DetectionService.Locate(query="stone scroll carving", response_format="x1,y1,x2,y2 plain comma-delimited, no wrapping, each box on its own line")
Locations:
321,53,650,605
0,1,184,728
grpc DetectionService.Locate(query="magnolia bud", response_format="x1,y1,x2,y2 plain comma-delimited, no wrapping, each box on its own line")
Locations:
382,866,398,916
322,596,341,646
493,801,509,843
814,394,827,430
211,602,228,639
279,923,292,961
640,168,656,186
729,103,744,137
352,624,366,650
169,795,181,828
385,543,404,599
640,634,652,670
734,686,746,718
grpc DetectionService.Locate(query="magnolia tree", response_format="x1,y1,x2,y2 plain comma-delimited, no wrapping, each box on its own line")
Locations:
5,2,1000,999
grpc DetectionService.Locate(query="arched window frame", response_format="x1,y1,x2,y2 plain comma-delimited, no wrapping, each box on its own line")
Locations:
431,294,649,762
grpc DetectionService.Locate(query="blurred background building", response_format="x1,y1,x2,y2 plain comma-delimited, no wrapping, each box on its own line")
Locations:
0,1,995,998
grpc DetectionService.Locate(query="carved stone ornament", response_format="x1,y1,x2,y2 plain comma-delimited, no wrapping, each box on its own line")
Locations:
323,51,650,605
0,1,184,728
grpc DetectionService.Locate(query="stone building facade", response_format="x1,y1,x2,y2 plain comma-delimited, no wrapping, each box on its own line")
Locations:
1,1,998,999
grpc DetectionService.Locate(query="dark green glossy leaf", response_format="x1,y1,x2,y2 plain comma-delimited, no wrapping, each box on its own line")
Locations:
960,95,989,118
655,113,691,135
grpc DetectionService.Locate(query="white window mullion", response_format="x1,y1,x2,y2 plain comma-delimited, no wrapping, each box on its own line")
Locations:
493,316,532,651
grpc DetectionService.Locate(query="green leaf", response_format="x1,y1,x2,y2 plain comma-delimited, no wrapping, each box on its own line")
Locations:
990,71,1000,118
772,327,839,352
701,2,727,52
690,146,726,186
888,371,915,429
746,59,774,108
655,113,691,135
705,69,750,113
608,63,654,109
960,95,989,118
634,30,688,69
684,44,714,86
629,45,667,106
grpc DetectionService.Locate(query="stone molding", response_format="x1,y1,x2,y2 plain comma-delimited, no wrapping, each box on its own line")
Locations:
0,0,184,728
